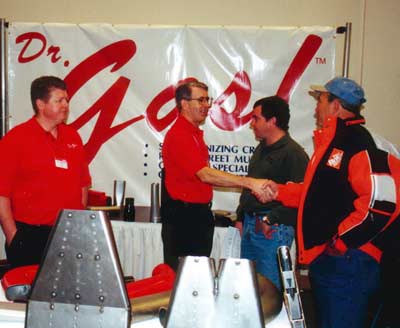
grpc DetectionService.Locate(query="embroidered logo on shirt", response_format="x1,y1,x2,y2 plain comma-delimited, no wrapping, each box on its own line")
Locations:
327,148,344,169
67,143,78,149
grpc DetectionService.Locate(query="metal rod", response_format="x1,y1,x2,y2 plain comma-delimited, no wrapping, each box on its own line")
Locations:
342,22,352,78
0,18,7,137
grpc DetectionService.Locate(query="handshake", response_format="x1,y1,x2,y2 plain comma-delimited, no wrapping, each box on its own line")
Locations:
248,178,278,203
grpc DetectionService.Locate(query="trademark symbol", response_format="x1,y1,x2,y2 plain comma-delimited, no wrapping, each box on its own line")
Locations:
315,57,326,64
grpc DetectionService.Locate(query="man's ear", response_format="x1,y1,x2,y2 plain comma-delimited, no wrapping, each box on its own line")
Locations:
334,98,344,113
269,116,277,126
180,98,190,112
36,99,45,111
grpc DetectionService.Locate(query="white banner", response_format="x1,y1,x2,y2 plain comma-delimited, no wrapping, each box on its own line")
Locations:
7,24,335,210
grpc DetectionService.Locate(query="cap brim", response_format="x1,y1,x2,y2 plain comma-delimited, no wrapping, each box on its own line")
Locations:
310,84,327,92
308,90,320,100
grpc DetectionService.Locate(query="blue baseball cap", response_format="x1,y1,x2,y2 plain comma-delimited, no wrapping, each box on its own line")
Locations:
310,77,366,106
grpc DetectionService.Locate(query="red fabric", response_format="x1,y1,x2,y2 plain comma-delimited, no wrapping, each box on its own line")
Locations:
1,263,175,300
87,190,108,206
334,238,348,254
1,264,38,291
162,116,212,203
0,117,91,225
126,263,175,298
276,182,303,208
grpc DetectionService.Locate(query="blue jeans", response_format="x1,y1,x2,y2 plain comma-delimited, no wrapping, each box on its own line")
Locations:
310,249,380,328
241,212,294,290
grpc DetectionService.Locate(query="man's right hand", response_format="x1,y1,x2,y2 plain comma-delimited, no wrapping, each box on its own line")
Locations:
6,228,17,246
0,196,18,245
251,179,278,203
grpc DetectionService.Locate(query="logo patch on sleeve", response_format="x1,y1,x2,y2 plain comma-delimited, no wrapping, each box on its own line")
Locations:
327,148,344,169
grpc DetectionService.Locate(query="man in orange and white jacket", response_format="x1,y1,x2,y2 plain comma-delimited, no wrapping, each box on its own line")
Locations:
263,77,400,328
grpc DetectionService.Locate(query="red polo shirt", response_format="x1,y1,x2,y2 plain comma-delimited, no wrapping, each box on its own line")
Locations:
0,117,91,225
162,116,212,203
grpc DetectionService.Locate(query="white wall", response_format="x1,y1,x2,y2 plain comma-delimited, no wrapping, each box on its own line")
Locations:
1,0,399,144
361,0,400,144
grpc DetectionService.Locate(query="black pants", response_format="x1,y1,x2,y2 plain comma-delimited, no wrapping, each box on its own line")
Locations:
5,221,52,268
161,199,214,271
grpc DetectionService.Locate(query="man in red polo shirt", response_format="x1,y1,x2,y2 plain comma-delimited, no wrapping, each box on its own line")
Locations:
0,76,91,268
161,81,266,271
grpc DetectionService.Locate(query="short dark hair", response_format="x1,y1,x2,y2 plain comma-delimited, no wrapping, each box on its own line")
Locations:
327,93,361,114
31,76,67,114
253,96,290,131
175,81,208,111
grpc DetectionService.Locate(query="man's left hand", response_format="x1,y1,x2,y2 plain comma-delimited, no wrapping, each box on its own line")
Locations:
234,221,243,236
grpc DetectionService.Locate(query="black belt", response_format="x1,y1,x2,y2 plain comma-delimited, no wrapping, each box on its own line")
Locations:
245,210,271,218
168,198,212,209
16,221,52,231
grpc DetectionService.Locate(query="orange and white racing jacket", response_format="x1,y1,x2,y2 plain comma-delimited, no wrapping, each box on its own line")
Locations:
277,116,400,265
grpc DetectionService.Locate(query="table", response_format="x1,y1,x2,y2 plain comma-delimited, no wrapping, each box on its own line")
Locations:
0,300,290,328
0,220,241,280
111,221,240,279
0,217,291,328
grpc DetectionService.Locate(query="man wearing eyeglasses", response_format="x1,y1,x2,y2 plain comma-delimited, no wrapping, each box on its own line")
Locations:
161,81,268,271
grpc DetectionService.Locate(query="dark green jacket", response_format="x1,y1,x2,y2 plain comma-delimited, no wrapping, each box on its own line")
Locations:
236,134,309,226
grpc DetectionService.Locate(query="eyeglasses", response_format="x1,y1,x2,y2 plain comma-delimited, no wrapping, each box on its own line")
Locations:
184,97,213,106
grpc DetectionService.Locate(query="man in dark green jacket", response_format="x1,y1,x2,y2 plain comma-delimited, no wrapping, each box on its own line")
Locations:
236,96,309,290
